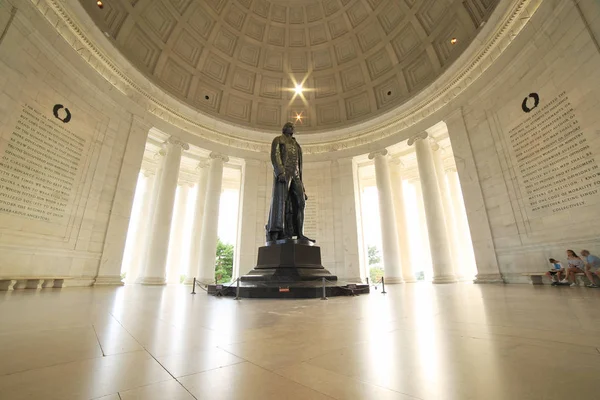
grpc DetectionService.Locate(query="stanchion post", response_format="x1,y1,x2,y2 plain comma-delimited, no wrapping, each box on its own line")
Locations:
321,277,328,300
234,277,241,300
366,277,369,286
381,277,387,294
191,277,196,295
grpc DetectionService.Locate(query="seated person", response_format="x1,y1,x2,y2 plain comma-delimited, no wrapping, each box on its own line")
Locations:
580,250,600,288
566,249,585,287
545,258,566,284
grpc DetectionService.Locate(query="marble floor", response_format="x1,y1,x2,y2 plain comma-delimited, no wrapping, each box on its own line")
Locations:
0,283,599,400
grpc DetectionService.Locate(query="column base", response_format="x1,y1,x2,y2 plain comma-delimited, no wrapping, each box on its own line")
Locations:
26,279,43,290
455,275,473,282
0,280,16,291
474,273,505,284
94,275,125,286
139,277,167,285
402,276,417,283
432,275,458,284
182,277,196,285
384,277,404,284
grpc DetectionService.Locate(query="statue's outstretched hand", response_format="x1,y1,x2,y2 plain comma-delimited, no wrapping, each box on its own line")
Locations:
277,173,286,183
304,193,308,201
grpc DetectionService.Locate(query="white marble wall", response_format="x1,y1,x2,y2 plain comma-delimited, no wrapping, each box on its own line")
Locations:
0,2,141,285
451,0,600,282
235,160,265,277
303,162,337,274
6,0,600,288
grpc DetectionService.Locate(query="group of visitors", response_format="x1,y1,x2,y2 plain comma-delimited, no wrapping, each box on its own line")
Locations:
546,250,600,287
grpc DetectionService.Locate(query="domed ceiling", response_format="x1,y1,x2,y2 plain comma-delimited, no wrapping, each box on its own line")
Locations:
82,0,499,132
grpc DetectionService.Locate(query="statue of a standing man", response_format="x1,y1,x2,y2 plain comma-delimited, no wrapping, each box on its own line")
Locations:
266,122,314,243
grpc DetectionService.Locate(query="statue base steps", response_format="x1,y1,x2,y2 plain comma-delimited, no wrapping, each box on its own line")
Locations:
206,240,369,298
207,280,369,299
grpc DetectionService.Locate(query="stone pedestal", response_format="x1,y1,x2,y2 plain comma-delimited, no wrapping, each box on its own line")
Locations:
241,240,337,282
209,239,368,298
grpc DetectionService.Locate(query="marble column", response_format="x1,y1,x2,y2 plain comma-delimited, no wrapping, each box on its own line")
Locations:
408,133,456,283
444,108,503,283
368,150,403,283
412,179,433,281
166,183,191,284
332,158,363,282
447,168,478,279
135,154,165,283
96,116,151,286
198,152,229,284
389,158,416,283
184,159,210,284
124,171,156,284
431,143,463,280
353,161,368,281
139,137,189,285
236,159,261,277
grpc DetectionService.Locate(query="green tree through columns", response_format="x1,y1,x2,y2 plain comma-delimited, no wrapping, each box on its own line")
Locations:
368,245,384,283
215,237,234,283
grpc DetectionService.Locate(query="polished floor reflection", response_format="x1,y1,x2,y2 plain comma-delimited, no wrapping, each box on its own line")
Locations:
1,283,599,400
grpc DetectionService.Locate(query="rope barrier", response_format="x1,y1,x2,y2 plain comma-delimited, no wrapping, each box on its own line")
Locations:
190,277,209,294
370,276,387,294
191,275,374,299
322,277,362,296
214,278,240,297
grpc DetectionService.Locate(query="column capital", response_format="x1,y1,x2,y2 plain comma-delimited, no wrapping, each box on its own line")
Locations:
196,158,210,170
209,152,229,163
141,168,156,178
388,156,404,167
407,132,428,146
177,177,196,187
368,149,388,160
166,136,190,151
142,156,161,174
428,137,441,151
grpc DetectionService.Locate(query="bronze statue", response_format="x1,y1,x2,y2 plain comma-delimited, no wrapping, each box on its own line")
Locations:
266,122,314,243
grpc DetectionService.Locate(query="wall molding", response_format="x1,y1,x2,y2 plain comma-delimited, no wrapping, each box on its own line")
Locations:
0,244,101,259
495,235,600,256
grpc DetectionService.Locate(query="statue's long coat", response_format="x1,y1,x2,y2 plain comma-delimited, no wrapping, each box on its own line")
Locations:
266,134,303,235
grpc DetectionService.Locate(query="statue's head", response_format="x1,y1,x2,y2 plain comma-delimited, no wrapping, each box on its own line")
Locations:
282,122,295,136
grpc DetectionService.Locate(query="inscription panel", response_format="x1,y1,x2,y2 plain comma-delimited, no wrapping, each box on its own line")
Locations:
303,187,318,240
506,92,600,218
0,105,86,224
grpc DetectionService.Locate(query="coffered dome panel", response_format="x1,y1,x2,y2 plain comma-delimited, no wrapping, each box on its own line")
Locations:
81,0,499,132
